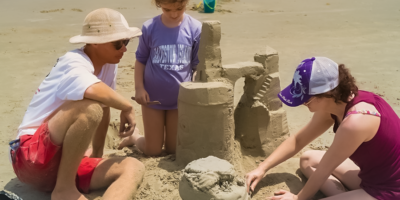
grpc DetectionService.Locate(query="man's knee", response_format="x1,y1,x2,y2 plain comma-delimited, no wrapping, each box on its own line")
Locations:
124,157,145,174
72,99,103,123
120,157,145,184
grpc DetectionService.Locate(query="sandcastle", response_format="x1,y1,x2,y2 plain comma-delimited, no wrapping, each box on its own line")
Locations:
176,21,289,168
176,19,289,181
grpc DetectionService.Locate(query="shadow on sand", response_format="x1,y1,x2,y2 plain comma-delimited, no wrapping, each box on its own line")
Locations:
4,178,50,200
4,177,105,200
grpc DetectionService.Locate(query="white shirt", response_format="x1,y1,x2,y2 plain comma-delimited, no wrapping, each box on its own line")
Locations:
17,47,117,138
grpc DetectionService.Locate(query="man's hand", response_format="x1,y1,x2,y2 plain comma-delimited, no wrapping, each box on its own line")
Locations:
119,107,136,138
245,167,266,194
135,87,150,105
267,190,298,200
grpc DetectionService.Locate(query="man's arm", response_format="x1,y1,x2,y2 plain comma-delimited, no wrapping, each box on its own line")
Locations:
84,81,136,138
84,82,131,111
91,107,110,158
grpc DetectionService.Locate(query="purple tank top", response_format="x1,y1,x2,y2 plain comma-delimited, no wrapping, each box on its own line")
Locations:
332,90,400,199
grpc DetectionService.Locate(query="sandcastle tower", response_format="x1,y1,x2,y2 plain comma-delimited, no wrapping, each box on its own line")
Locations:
176,21,289,170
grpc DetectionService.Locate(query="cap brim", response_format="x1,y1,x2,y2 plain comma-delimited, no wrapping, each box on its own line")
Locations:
278,84,312,107
69,27,142,44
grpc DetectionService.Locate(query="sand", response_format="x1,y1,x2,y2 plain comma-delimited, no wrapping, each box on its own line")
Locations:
1,0,400,199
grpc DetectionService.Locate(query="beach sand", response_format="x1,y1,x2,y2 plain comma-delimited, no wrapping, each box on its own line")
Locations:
1,0,400,199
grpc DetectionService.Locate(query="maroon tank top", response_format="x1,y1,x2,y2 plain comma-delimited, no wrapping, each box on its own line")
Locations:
332,90,400,199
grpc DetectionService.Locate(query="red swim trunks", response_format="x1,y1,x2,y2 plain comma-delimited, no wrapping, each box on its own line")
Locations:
10,123,102,193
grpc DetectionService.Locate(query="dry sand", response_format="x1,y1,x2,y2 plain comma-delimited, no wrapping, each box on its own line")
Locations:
1,0,400,199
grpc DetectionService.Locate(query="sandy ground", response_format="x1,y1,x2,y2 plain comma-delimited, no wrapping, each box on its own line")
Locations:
1,0,400,199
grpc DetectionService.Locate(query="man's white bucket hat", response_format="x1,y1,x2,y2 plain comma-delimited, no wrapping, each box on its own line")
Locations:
70,8,142,44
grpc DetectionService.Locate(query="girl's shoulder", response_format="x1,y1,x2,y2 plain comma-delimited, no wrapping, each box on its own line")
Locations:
185,14,202,29
183,14,202,36
142,15,162,30
185,14,202,27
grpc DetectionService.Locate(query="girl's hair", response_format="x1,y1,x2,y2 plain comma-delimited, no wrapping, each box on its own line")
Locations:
314,64,358,103
153,0,189,7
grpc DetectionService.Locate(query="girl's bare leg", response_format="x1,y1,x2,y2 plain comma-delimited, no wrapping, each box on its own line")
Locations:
126,105,165,156
300,150,361,196
118,127,140,149
320,189,376,200
165,109,178,154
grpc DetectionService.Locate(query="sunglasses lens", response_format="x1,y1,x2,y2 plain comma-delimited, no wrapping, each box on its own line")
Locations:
123,39,130,47
112,41,122,50
112,39,130,50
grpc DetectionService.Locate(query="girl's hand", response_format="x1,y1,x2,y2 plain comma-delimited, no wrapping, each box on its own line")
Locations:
135,87,150,105
192,70,197,81
267,190,298,200
245,167,266,193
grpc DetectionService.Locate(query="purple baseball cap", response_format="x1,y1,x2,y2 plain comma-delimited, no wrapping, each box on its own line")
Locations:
278,57,339,107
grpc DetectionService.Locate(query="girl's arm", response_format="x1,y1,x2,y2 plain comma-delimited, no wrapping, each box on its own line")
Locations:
192,70,197,81
296,113,380,200
191,26,201,82
134,60,150,105
134,23,151,105
246,111,334,192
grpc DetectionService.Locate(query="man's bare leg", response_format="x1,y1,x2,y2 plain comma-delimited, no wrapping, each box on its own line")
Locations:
91,107,111,158
89,157,145,200
48,100,103,200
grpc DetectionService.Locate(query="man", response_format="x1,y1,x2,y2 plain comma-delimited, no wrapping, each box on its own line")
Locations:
9,8,144,200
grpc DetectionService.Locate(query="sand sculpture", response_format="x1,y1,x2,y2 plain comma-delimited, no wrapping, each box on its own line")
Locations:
176,20,289,170
179,156,250,200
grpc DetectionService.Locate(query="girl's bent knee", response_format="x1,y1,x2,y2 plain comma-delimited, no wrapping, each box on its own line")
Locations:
300,150,314,161
145,149,163,157
300,150,325,169
143,144,163,156
300,150,324,161
165,146,176,155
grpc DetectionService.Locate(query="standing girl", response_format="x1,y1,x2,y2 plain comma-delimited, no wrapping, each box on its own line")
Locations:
118,0,201,156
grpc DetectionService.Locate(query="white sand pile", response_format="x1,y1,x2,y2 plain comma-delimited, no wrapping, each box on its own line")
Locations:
179,156,250,200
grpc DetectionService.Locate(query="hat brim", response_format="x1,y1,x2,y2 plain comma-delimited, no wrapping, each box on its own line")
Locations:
278,84,312,107
69,27,142,44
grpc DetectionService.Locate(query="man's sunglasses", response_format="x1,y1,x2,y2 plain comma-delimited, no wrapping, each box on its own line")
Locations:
112,39,130,50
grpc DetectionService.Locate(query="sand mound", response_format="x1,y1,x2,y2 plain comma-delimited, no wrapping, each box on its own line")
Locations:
179,156,250,200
